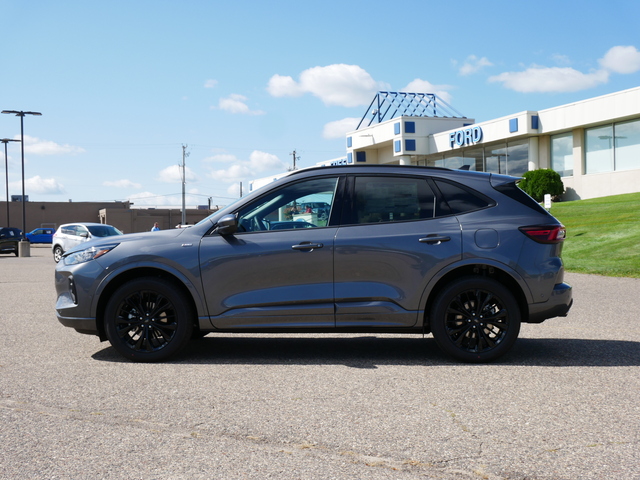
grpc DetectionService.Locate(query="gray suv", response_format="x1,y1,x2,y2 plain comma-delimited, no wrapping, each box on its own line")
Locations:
54,165,572,363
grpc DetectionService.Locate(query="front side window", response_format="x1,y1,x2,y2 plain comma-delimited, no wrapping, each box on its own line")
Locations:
353,176,435,224
237,177,339,232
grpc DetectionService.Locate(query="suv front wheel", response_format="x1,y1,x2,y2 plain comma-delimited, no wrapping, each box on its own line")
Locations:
104,277,194,362
53,245,64,263
430,276,521,363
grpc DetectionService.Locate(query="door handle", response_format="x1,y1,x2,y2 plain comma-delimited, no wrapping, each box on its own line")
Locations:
291,242,324,251
419,235,451,245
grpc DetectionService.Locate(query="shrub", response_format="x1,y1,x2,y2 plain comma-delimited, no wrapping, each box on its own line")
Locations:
518,169,564,202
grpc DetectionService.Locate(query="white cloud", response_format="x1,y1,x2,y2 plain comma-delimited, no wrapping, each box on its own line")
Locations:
204,79,218,88
458,55,493,76
20,135,85,155
599,45,640,74
215,94,265,115
267,64,385,107
13,175,65,194
267,74,304,97
488,66,609,93
103,179,142,189
126,191,206,207
402,79,454,104
156,164,198,183
323,117,360,139
209,150,288,184
488,45,640,94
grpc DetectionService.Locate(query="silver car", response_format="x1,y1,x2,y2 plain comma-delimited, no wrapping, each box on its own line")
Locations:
52,222,123,263
54,165,572,362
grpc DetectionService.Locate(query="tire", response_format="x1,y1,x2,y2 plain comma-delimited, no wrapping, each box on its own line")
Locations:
104,277,194,362
430,276,521,363
53,245,63,263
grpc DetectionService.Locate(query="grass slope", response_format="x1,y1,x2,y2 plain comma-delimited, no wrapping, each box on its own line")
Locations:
550,192,640,278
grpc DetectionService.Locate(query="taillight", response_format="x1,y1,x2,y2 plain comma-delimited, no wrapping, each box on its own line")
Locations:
519,225,566,244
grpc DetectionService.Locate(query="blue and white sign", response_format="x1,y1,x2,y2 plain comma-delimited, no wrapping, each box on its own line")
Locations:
449,126,483,148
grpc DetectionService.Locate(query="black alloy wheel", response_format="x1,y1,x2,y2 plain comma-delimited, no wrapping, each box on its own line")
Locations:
430,276,521,363
104,277,193,362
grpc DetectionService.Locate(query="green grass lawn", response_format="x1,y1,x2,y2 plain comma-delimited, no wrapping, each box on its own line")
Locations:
550,192,640,278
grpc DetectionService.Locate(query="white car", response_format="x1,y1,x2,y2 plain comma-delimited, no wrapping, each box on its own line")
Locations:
52,223,122,263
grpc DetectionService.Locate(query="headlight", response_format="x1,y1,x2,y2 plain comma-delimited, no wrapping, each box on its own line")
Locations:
63,244,119,266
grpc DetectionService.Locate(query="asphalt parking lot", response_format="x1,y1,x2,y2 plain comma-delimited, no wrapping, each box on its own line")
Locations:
1,246,638,480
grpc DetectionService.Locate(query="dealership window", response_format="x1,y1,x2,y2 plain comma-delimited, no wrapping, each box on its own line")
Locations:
506,141,529,176
429,154,469,170
615,118,640,172
485,144,507,174
551,133,574,177
585,125,614,174
463,148,484,172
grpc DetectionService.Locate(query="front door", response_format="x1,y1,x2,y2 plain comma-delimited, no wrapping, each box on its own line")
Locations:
199,176,342,329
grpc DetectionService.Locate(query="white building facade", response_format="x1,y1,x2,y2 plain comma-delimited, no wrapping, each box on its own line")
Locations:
337,87,640,201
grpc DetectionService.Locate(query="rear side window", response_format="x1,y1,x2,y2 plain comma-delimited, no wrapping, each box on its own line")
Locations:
494,182,549,214
354,176,436,224
433,179,494,214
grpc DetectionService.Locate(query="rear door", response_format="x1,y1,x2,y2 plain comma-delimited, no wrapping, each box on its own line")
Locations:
333,174,462,328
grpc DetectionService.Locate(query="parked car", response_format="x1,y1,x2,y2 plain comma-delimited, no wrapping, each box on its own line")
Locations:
26,227,55,244
52,223,123,263
54,165,572,363
0,227,23,256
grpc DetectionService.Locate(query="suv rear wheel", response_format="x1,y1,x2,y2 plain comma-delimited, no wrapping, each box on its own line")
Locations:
104,277,193,362
430,276,521,363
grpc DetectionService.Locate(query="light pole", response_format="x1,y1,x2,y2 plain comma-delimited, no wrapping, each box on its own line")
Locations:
1,110,42,257
1,138,21,226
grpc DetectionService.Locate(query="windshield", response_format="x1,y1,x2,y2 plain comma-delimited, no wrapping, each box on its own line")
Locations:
87,225,123,237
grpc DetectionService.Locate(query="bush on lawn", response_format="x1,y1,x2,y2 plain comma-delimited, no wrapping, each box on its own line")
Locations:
519,169,565,202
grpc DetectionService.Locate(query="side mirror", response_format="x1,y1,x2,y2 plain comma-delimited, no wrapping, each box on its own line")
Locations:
216,214,238,236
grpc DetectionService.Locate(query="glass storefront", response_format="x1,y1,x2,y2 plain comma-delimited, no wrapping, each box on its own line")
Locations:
585,118,640,174
615,119,640,172
551,133,573,177
427,141,528,176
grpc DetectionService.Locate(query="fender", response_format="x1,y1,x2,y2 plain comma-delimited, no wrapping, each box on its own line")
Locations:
89,257,208,319
417,257,534,314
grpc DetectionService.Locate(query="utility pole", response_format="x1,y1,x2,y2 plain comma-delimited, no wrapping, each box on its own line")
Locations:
290,149,299,171
181,144,189,226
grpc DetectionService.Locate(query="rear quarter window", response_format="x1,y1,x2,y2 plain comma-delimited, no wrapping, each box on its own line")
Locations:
494,182,550,215
433,179,495,214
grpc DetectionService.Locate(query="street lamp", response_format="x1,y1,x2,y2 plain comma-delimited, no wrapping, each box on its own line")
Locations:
1,110,42,250
1,138,21,226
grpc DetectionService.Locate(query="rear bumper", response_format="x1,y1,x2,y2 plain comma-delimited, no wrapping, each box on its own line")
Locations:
526,282,573,323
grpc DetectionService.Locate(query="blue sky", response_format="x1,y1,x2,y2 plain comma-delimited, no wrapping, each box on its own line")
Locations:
1,0,639,206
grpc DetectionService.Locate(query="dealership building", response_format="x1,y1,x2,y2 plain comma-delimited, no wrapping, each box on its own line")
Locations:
328,86,640,201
